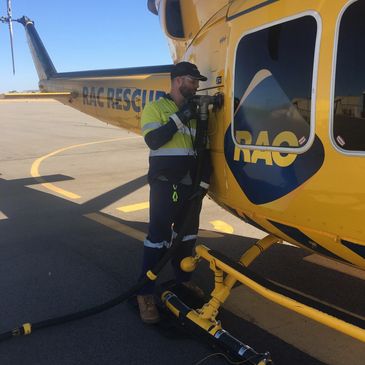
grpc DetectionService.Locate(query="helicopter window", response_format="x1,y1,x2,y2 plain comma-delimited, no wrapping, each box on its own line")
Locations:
233,15,318,153
165,0,184,38
333,0,365,153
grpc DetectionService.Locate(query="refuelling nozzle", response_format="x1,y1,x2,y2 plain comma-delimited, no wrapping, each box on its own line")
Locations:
191,93,224,110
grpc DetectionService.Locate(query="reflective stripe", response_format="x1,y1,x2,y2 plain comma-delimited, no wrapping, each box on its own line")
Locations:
182,234,198,241
150,148,195,157
170,113,184,130
144,238,166,249
143,121,196,137
200,181,209,189
171,230,197,242
178,125,196,137
142,122,162,133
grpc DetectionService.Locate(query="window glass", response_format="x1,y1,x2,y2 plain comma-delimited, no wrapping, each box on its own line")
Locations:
233,16,317,150
165,0,184,38
334,0,365,151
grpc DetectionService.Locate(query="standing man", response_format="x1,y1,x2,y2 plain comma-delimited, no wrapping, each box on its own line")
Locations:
137,62,211,324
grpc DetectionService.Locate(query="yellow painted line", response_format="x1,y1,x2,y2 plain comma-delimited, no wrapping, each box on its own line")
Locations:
117,201,149,213
0,210,8,220
30,136,141,200
209,220,234,234
85,212,145,241
86,211,230,244
85,212,224,242
304,254,365,281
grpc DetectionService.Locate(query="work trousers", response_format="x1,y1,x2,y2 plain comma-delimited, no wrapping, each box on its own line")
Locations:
139,179,202,294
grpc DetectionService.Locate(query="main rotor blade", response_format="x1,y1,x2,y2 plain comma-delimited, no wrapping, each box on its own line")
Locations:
7,0,15,74
8,19,15,74
7,0,12,18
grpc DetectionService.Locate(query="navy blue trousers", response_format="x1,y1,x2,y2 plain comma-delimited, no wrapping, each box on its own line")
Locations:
139,179,202,294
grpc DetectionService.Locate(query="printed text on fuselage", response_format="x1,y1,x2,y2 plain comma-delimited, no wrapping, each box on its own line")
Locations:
82,86,165,112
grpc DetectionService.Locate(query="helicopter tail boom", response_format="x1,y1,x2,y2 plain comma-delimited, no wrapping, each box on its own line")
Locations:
18,16,57,80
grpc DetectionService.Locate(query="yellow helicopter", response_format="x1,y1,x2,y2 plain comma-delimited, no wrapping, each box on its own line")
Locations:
2,0,365,359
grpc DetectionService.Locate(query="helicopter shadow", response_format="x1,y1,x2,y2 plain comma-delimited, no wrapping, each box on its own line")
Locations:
0,173,338,365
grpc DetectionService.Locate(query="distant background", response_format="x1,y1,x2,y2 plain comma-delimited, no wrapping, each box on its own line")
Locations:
0,1,172,92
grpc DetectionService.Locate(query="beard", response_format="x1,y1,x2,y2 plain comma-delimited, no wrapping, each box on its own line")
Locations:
179,84,196,99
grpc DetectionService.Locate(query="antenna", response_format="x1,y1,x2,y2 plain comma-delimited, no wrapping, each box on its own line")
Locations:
0,0,16,74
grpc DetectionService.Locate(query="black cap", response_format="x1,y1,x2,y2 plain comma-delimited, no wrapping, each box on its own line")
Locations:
171,62,207,81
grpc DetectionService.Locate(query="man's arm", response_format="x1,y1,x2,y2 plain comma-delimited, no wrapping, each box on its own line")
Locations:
144,120,177,150
142,102,196,150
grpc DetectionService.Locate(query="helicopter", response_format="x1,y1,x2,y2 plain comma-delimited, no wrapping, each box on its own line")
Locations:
1,0,365,359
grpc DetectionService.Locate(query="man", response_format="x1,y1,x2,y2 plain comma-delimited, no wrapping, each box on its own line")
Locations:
137,62,211,324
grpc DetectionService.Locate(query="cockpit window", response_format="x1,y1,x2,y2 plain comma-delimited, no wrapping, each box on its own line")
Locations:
333,0,365,152
233,15,318,152
165,0,184,38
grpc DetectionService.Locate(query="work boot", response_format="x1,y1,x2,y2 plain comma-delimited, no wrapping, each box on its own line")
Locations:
137,295,160,324
182,281,205,299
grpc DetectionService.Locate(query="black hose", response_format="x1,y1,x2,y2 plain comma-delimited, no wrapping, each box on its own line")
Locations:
0,199,203,342
0,278,148,341
0,188,204,342
0,101,210,343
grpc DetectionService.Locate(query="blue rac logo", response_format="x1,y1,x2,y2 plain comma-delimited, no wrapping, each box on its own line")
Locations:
234,130,298,167
225,127,324,204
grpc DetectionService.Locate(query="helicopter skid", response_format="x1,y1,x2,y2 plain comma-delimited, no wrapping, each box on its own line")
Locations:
162,234,365,360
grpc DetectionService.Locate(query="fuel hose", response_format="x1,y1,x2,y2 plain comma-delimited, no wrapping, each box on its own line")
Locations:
0,97,212,343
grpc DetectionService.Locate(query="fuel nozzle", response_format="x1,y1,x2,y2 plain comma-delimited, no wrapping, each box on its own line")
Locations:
191,93,224,108
191,93,224,121
189,92,223,150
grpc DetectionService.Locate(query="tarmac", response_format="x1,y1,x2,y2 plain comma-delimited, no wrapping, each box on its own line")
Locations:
0,100,364,365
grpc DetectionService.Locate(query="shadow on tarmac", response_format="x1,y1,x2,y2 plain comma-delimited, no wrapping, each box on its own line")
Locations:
0,174,328,365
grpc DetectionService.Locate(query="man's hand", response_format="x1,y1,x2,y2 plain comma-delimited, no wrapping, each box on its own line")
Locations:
175,101,197,125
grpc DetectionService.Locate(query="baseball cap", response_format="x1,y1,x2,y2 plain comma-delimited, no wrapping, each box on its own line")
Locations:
171,61,207,81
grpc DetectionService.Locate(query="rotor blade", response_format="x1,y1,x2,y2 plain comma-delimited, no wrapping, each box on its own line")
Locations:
8,19,15,74
7,0,12,18
7,0,15,74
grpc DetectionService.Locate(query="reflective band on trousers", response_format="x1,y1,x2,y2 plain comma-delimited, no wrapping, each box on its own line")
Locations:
172,230,197,242
144,238,167,249
150,148,195,157
166,235,197,248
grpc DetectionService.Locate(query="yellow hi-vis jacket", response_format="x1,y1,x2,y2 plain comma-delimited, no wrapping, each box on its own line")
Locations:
141,94,210,185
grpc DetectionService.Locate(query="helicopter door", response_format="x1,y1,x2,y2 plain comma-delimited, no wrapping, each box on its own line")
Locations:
229,13,321,156
332,0,365,154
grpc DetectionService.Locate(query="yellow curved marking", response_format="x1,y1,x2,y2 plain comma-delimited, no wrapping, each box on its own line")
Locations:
31,136,140,199
210,220,234,234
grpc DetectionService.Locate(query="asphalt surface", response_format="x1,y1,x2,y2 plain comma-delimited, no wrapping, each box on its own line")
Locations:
0,101,363,365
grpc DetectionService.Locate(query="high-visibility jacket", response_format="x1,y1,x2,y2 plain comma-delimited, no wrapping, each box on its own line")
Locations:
141,94,211,185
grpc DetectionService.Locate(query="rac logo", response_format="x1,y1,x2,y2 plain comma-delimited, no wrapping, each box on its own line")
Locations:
233,130,299,167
